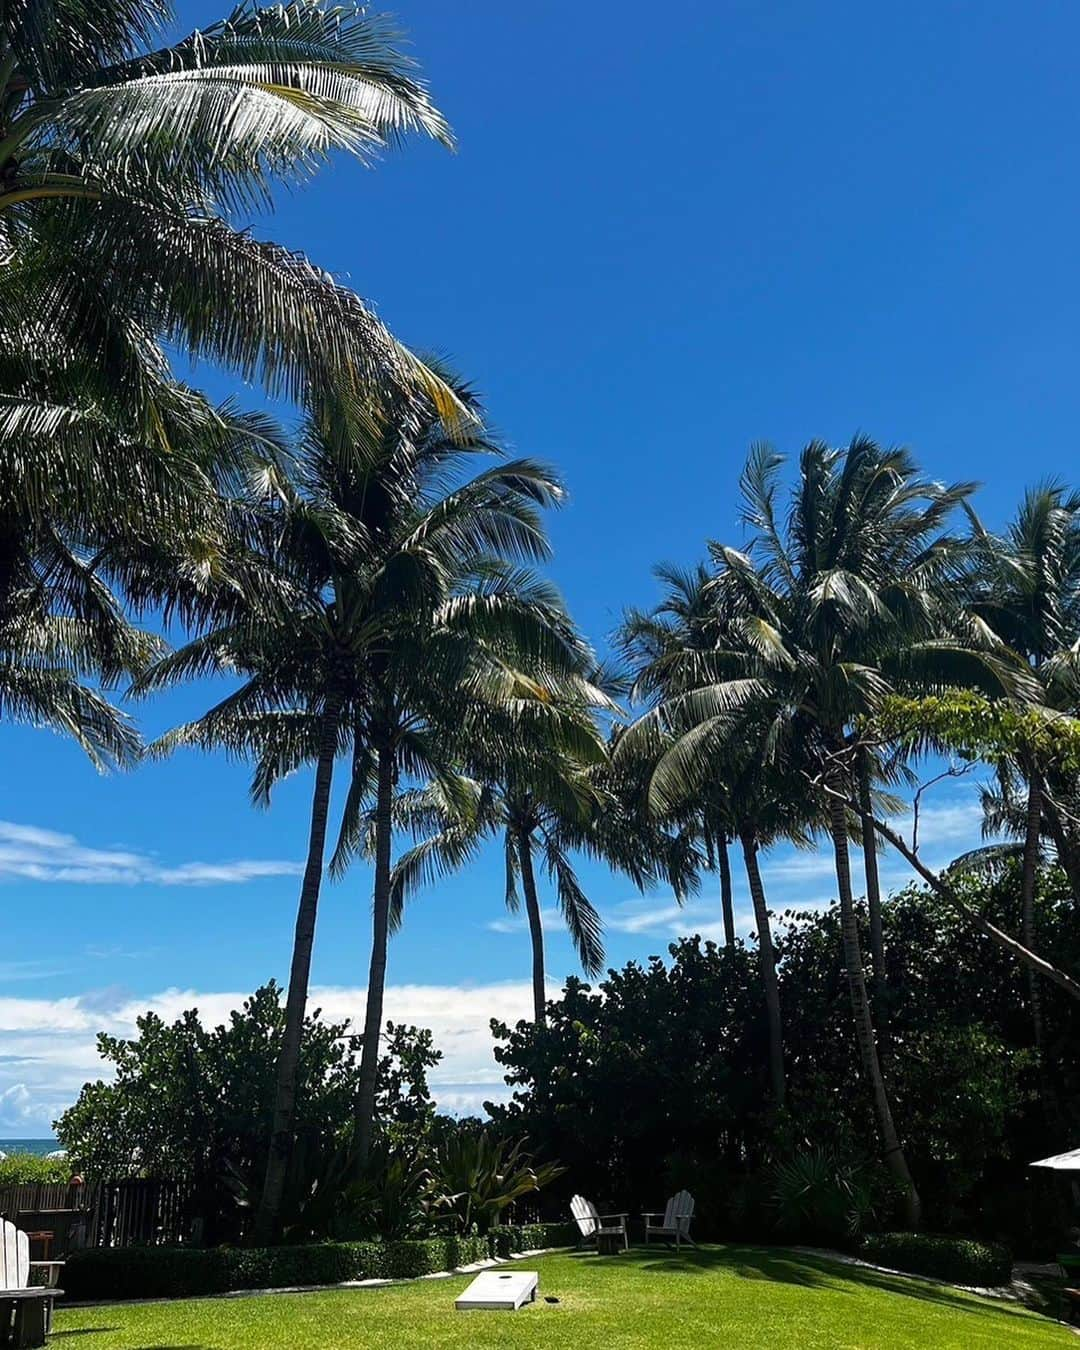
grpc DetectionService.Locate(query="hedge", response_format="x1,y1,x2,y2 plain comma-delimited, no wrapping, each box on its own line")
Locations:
0,1151,70,1185
63,1222,576,1302
858,1232,1012,1286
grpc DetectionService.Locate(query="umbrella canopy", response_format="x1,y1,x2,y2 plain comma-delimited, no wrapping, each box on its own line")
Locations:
1031,1148,1080,1170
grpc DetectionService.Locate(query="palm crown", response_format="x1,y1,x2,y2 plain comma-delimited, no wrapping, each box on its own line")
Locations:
1,1,460,452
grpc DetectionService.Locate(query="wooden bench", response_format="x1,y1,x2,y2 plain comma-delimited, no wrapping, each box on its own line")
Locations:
1,1221,61,1348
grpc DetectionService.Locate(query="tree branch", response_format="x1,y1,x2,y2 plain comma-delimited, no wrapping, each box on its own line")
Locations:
813,774,1080,1003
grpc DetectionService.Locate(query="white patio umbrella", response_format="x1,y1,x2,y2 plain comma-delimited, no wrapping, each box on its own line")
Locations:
1030,1149,1080,1170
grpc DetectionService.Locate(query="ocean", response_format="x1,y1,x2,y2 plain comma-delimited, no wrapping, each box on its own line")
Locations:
0,1139,58,1156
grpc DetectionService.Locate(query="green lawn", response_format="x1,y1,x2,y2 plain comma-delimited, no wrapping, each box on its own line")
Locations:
53,1246,1074,1349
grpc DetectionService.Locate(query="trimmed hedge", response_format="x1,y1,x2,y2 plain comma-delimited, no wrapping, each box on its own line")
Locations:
859,1232,1012,1286
63,1222,576,1302
489,1222,575,1257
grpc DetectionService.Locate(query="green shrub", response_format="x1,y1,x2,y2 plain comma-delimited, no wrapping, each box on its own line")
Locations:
62,1224,575,1302
768,1148,890,1247
0,1151,70,1184
488,1222,575,1256
859,1232,1012,1286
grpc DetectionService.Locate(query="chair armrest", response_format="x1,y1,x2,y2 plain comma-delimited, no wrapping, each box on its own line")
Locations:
642,1212,664,1221
597,1212,629,1220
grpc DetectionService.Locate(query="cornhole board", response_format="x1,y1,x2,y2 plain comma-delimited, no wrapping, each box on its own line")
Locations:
455,1269,538,1310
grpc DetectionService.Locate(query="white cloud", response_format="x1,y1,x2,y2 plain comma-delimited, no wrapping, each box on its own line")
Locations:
487,908,561,935
0,1084,35,1132
0,980,547,1137
599,787,989,945
0,821,302,888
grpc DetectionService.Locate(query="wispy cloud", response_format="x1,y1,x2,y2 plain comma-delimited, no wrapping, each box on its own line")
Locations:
0,821,302,888
486,908,561,935
0,980,548,1134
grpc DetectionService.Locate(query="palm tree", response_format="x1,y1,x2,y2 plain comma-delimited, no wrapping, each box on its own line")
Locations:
619,563,739,945
389,739,606,1027
0,521,154,768
1,0,461,465
619,562,822,1109
386,681,696,1026
963,485,1080,1049
141,375,578,1236
627,438,1026,1225
977,768,1080,904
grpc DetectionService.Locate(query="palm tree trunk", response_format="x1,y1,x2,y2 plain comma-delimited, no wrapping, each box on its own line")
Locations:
354,742,396,1170
738,827,785,1108
828,787,920,1227
253,695,341,1245
858,754,885,1000
718,830,736,948
1041,792,1080,903
517,828,547,1023
1021,770,1045,1053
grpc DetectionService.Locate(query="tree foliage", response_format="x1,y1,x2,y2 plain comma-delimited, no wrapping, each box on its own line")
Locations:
54,983,438,1242
489,863,1080,1251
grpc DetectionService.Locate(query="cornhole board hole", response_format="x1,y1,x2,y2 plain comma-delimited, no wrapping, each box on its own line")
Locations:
455,1269,538,1310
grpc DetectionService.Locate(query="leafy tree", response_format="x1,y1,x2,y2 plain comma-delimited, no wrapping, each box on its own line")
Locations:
54,983,437,1242
490,937,772,1213
491,864,1080,1248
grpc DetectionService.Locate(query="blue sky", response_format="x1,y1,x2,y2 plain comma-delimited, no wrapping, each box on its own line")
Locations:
3,1,1079,1134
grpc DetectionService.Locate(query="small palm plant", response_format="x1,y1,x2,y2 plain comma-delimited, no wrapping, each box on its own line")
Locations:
433,1127,565,1235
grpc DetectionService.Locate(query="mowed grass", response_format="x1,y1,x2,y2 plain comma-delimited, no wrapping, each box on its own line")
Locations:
53,1246,1074,1350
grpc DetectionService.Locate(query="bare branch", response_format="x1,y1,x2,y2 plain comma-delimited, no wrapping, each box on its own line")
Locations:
910,762,973,854
810,774,1080,1003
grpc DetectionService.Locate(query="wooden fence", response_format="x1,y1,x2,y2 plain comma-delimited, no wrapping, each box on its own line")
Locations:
0,1178,198,1253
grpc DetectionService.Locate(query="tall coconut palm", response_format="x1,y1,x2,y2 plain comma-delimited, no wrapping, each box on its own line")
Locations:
140,375,579,1236
962,485,1080,1048
619,561,823,1109
626,438,1027,1225
977,767,1080,903
0,0,461,469
386,727,608,1027
384,687,697,1026
619,563,739,945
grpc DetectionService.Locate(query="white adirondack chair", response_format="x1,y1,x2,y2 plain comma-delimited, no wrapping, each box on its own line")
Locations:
569,1194,629,1251
1,1217,61,1347
643,1190,696,1249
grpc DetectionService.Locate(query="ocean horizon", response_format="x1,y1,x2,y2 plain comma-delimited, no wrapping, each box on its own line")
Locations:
0,1138,59,1155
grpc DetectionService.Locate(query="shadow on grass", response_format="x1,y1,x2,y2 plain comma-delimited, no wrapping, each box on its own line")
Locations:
575,1244,1065,1330
51,1332,120,1339
53,1333,210,1349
